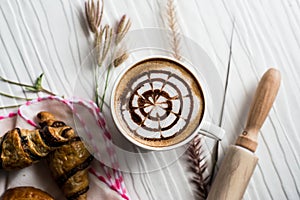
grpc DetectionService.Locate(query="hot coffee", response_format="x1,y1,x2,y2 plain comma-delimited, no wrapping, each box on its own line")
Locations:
112,57,205,148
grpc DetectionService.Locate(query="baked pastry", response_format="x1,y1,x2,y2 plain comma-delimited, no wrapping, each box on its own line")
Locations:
1,186,55,200
38,112,93,200
0,124,71,170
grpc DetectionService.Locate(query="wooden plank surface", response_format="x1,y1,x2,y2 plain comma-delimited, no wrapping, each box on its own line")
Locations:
0,0,300,199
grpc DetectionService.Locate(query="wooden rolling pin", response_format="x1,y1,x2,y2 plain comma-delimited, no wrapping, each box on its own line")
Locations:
207,68,281,200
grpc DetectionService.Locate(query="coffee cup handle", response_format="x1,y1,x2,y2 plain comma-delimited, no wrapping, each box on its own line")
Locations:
199,121,225,141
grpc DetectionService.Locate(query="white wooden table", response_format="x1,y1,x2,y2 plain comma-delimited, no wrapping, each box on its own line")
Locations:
0,0,299,199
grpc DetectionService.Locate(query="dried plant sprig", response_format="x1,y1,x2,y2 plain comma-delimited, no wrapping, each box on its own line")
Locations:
166,0,181,60
209,19,235,186
0,104,23,110
102,26,113,62
187,134,209,200
0,91,32,101
113,15,131,68
113,51,129,67
94,25,113,107
163,0,209,197
115,15,131,45
96,25,113,66
99,63,112,111
98,16,131,109
113,48,129,67
0,73,56,96
0,73,57,110
85,0,103,33
85,0,131,110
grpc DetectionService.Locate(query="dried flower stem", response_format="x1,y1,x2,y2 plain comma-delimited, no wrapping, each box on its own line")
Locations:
98,17,131,109
0,74,56,96
0,91,32,101
99,15,130,109
94,66,100,106
0,76,33,88
101,25,113,66
94,25,113,107
100,63,112,111
85,0,131,111
40,88,56,96
0,104,22,110
209,19,235,186
187,134,209,200
166,0,181,60
0,73,57,109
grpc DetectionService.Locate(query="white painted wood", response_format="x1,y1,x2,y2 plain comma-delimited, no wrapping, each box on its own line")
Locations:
0,0,299,199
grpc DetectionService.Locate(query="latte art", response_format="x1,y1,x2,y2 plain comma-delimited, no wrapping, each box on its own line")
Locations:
113,58,205,148
123,70,194,139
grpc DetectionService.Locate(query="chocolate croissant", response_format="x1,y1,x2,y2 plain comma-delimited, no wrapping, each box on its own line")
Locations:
37,112,93,200
2,186,55,200
0,124,71,170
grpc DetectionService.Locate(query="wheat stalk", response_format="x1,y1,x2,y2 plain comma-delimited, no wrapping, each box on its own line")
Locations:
96,25,113,66
113,15,131,67
165,0,210,198
85,0,131,111
85,0,131,110
187,134,210,200
113,49,129,67
99,15,131,110
166,0,181,60
115,15,131,45
85,0,103,33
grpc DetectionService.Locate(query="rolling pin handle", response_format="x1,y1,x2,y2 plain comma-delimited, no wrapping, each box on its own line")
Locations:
235,68,281,152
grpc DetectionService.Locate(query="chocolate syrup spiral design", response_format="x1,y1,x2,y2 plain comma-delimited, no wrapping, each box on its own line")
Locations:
119,69,197,140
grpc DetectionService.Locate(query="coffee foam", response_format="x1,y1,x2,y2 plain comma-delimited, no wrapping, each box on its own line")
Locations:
113,58,205,147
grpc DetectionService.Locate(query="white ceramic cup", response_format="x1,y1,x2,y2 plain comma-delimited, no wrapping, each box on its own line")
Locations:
111,56,223,151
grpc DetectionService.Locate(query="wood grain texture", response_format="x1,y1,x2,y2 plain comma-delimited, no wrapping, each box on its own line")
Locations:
236,68,281,152
0,0,299,199
207,146,258,200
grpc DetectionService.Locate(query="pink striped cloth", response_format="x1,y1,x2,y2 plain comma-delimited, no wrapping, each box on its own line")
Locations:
0,96,130,200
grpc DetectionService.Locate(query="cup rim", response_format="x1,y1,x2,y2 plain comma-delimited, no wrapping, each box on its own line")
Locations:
110,55,208,151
